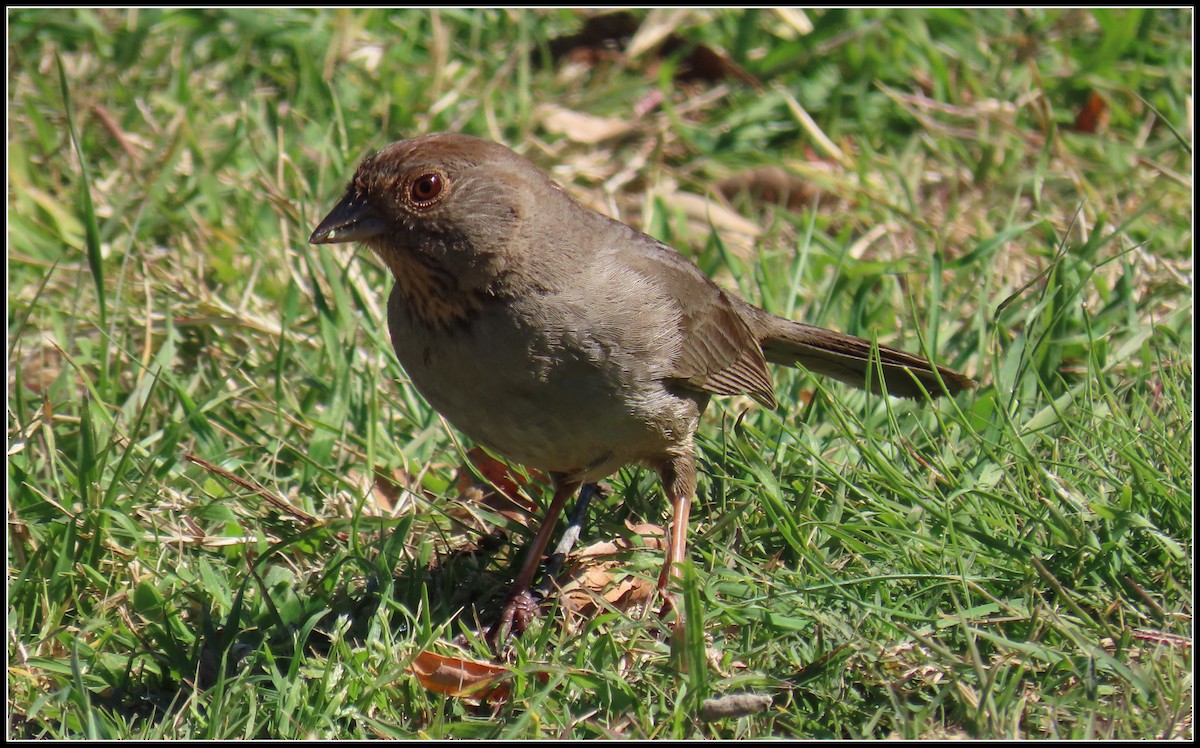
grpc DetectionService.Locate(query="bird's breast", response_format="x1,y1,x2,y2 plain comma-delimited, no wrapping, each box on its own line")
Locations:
383,283,695,478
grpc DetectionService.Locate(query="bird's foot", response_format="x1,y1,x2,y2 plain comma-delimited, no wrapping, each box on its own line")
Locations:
485,587,541,652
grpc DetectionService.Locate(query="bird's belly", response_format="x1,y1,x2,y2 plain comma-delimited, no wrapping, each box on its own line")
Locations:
388,306,682,479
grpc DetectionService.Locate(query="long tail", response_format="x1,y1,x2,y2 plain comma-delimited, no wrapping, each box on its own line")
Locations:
744,305,974,399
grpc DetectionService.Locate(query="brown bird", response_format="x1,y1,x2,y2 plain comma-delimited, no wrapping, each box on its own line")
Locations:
310,134,973,646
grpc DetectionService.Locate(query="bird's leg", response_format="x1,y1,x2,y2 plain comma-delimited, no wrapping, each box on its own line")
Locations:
533,482,598,599
654,452,698,628
487,474,581,649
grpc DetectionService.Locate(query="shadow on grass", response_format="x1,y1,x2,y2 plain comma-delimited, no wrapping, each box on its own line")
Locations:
11,519,533,739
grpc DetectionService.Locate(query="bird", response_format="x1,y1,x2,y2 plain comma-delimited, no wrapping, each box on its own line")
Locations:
309,133,974,647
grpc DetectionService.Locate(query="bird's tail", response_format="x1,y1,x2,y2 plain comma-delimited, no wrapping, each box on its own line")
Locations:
744,305,974,399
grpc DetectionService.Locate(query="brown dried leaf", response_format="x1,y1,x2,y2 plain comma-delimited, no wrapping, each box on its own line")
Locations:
603,576,656,608
559,522,664,621
371,465,415,514
536,104,636,144
409,650,512,701
575,531,665,560
562,569,657,620
455,447,542,517
1073,90,1110,134
625,520,665,536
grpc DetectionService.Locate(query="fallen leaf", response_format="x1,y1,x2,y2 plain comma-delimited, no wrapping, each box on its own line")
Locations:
625,520,665,536
371,465,416,514
575,532,665,559
536,104,636,144
558,523,665,622
562,569,657,621
455,447,542,516
1073,90,1110,134
408,650,512,701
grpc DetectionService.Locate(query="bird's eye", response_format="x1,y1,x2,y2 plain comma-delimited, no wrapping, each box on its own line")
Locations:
408,172,445,206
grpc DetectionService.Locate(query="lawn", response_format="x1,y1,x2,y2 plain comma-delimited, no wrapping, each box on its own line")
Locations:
7,8,1192,739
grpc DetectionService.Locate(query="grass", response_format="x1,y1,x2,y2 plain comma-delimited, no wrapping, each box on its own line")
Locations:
7,7,1192,740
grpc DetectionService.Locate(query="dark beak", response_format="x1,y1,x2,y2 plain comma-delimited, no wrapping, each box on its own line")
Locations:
309,192,387,245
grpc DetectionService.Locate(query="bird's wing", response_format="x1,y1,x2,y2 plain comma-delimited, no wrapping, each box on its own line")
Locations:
620,235,777,409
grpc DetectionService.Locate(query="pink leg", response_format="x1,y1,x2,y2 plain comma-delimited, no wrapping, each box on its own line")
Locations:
487,474,580,648
654,453,697,625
